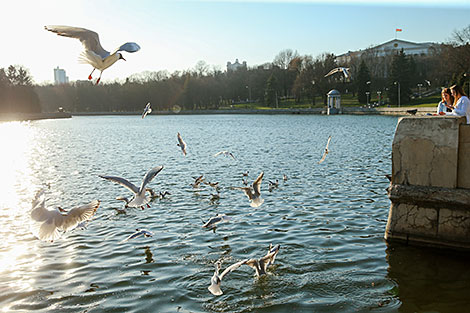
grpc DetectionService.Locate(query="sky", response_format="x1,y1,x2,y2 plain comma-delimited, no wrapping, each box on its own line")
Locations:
2,0,470,84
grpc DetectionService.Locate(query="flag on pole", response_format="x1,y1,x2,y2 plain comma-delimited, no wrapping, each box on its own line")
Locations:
396,28,402,32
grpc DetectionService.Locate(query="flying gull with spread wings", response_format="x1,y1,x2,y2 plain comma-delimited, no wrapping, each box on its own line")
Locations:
177,132,187,156
30,189,100,242
44,25,140,84
324,67,351,80
142,102,152,119
99,166,164,210
232,172,264,207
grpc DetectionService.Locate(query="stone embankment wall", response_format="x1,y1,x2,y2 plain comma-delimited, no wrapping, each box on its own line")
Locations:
385,115,470,250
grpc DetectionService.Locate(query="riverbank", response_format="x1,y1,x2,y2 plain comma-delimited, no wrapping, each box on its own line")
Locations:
72,106,436,116
0,112,72,122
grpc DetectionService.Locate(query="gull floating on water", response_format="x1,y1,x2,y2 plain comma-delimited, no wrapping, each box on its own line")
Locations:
324,67,351,80
318,135,332,164
177,132,187,156
30,189,100,242
202,214,231,229
214,151,236,160
233,172,264,207
121,229,153,243
99,166,163,210
208,259,248,296
45,25,140,84
245,244,280,276
283,174,288,182
142,102,152,119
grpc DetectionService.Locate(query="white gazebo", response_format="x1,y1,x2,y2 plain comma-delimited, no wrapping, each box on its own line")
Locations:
327,89,341,115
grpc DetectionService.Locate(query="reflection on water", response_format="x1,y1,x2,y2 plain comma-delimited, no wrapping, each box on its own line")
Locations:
386,243,470,313
0,115,469,312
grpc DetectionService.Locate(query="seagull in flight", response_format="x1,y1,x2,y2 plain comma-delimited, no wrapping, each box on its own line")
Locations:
318,135,332,164
208,259,248,296
202,214,231,229
324,67,351,80
142,102,152,119
191,175,205,188
44,25,140,84
121,229,153,243
99,166,164,210
214,151,236,160
177,132,187,156
30,189,100,242
233,172,264,207
245,244,280,276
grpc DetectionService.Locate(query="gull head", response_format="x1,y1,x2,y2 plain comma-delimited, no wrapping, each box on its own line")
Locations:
119,53,126,61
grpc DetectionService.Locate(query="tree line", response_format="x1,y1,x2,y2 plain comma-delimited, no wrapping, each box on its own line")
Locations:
3,25,470,114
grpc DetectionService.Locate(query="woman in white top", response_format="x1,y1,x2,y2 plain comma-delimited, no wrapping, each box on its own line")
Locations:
437,88,453,114
446,84,470,124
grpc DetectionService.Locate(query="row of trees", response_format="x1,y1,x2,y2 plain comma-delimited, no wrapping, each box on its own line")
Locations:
0,65,41,113
5,25,470,113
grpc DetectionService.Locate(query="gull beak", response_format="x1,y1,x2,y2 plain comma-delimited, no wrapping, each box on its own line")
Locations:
119,54,126,61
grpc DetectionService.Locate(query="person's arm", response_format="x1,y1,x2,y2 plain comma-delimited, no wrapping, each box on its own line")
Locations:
453,98,469,116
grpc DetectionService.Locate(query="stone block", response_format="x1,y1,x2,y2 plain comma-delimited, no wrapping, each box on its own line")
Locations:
438,208,470,242
458,125,470,188
386,203,438,237
392,116,464,188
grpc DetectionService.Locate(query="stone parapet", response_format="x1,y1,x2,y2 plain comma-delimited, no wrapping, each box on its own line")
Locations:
385,115,470,250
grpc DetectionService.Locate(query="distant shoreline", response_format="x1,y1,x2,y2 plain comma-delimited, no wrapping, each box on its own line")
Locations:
0,112,71,122
71,107,436,116
0,107,437,122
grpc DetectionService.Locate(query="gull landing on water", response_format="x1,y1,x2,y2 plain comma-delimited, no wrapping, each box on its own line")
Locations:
245,244,280,276
99,166,164,210
232,172,264,207
44,25,140,84
142,102,152,119
318,135,332,164
30,189,100,242
208,259,248,296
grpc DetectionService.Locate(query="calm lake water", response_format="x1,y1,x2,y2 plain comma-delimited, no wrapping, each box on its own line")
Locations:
1,114,470,313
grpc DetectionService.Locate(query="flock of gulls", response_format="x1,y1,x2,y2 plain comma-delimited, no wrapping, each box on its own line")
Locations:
29,25,333,296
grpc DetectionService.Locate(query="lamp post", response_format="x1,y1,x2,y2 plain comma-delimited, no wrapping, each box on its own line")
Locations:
245,85,251,102
365,91,370,106
417,83,423,98
377,91,382,105
394,81,401,107
311,80,315,108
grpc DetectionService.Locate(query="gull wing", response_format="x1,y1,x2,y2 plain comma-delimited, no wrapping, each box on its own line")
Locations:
30,189,47,221
60,200,100,232
318,136,332,164
214,151,224,157
341,68,351,79
142,102,151,118
261,244,280,270
139,166,164,193
325,135,332,150
232,186,253,200
44,25,110,58
219,259,248,280
99,175,139,194
252,172,264,197
324,67,341,77
113,42,141,54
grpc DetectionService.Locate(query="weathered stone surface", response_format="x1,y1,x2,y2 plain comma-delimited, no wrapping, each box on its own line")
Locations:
438,208,470,241
458,125,470,189
392,116,465,188
386,203,438,238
